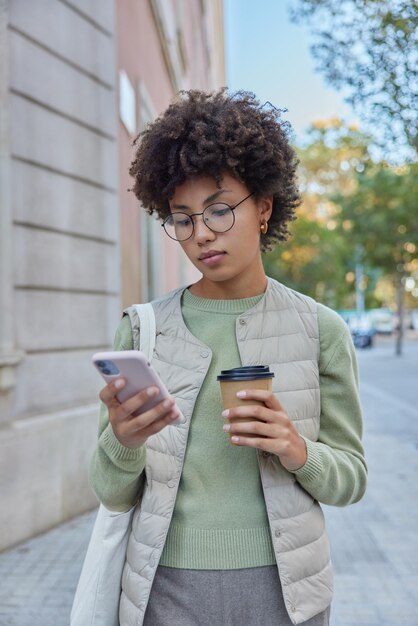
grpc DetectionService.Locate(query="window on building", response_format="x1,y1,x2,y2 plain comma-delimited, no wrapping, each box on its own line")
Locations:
137,80,163,301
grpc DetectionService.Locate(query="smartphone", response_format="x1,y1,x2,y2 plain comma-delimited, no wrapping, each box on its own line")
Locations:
92,350,180,423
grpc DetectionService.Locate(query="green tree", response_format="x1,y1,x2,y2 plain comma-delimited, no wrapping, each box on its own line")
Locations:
334,163,418,274
290,0,418,157
333,161,418,353
263,211,354,309
264,120,373,309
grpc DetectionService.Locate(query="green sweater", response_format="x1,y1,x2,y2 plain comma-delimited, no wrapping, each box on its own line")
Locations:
89,289,367,570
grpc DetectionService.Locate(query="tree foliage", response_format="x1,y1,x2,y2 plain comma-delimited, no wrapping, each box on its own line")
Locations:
296,119,371,210
263,210,355,309
264,119,418,311
290,0,418,157
333,162,418,276
264,120,372,308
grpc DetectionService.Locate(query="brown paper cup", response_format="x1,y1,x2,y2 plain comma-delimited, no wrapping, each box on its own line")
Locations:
219,376,273,411
218,368,274,440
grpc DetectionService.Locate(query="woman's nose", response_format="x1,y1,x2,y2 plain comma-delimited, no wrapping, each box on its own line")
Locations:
192,216,216,242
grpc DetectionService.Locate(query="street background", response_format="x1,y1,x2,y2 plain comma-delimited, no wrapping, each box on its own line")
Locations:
0,334,417,626
1,1,416,625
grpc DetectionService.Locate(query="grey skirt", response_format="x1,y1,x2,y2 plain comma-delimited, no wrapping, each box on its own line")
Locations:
143,565,330,626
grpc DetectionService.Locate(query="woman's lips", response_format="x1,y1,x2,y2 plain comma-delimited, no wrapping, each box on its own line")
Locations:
198,251,226,266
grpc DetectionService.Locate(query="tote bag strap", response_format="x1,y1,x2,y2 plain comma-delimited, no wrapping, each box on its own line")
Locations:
71,305,156,626
132,303,156,361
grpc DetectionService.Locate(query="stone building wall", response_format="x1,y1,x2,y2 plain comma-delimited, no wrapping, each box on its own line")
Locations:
0,0,119,550
0,0,225,551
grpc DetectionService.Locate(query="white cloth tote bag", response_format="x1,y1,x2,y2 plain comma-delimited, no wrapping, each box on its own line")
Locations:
70,303,156,626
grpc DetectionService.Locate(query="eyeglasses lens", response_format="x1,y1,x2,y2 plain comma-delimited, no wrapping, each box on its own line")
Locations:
204,204,234,230
164,214,193,241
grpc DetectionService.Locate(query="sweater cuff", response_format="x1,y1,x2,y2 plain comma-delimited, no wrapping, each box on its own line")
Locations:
291,437,323,482
99,423,146,469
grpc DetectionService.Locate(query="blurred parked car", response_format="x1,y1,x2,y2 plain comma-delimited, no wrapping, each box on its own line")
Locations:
410,310,418,331
344,313,375,349
351,327,374,349
368,308,394,334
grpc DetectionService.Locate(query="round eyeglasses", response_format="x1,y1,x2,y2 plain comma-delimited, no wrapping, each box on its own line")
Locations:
161,192,254,242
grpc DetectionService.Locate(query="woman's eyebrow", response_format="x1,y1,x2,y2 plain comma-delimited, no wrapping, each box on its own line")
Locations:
171,188,232,211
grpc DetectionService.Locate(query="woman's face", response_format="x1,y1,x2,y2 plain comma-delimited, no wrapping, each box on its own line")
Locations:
168,173,272,298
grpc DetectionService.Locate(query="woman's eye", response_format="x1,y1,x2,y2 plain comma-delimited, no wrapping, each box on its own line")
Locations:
173,216,191,227
209,206,230,218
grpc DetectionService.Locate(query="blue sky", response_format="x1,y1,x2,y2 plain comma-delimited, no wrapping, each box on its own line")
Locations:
224,0,355,142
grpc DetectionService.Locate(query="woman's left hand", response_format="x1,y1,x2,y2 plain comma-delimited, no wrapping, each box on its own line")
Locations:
222,389,307,471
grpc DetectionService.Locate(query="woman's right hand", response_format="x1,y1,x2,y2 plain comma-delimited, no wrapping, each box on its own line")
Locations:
99,379,180,449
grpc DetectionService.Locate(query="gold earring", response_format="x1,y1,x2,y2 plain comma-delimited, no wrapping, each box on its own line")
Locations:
260,221,268,235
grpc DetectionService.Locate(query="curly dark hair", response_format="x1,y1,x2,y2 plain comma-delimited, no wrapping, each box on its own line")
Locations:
129,89,300,251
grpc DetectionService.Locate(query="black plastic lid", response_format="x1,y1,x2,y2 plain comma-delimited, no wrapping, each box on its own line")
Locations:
217,365,274,381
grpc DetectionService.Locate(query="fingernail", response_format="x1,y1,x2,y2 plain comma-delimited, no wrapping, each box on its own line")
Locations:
163,398,173,408
170,411,180,420
114,379,125,389
223,424,230,432
231,436,240,443
222,410,229,418
147,387,158,396
236,390,246,398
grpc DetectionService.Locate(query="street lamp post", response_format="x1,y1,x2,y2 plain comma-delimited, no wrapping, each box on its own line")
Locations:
395,265,405,357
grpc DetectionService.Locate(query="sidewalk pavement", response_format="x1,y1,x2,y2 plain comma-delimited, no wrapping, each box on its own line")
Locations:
0,337,417,626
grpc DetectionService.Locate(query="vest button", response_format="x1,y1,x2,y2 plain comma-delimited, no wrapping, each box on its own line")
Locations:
200,349,209,358
291,605,296,613
167,479,176,488
239,318,246,325
275,529,281,537
261,451,269,458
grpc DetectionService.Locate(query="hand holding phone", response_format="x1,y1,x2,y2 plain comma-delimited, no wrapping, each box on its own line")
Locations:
93,350,181,448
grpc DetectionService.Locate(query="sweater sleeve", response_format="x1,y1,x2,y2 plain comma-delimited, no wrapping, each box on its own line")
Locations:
89,314,147,512
291,303,367,506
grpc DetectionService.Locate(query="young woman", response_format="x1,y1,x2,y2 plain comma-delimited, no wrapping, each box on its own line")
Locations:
90,90,367,626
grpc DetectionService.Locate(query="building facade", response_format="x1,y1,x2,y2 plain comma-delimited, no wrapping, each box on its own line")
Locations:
117,0,225,307
0,0,224,551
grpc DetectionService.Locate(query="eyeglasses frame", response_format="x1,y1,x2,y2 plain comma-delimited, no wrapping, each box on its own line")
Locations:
161,192,254,242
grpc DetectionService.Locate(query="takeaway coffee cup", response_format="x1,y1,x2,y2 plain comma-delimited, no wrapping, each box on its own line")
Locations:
217,366,274,434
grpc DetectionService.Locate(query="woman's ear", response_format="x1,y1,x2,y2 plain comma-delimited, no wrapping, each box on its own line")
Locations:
259,196,273,223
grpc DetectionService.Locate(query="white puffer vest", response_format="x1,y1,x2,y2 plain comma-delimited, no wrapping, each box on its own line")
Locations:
120,278,332,626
